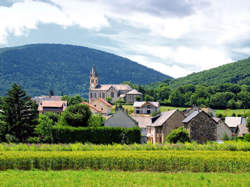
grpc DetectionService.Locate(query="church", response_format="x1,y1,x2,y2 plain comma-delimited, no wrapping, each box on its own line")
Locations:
89,66,143,104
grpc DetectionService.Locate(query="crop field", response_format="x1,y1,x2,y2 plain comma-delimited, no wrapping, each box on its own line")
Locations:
1,141,250,151
0,170,249,187
0,150,250,172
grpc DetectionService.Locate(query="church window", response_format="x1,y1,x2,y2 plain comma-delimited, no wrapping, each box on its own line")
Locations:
90,93,92,98
91,79,94,83
102,93,105,98
94,93,96,98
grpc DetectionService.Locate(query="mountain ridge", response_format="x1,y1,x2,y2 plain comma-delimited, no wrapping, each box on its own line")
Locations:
0,43,171,97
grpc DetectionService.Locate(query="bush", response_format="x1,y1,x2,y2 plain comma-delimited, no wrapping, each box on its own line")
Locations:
244,134,250,142
52,126,141,144
223,133,230,141
61,104,91,127
88,114,105,127
166,127,190,143
35,114,54,143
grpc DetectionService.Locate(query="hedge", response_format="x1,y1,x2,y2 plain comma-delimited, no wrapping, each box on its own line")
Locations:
0,150,249,172
52,126,141,144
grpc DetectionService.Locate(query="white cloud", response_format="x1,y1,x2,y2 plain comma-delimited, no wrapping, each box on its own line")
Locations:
0,0,250,77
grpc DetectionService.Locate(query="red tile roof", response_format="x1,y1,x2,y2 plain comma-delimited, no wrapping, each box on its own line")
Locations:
81,102,102,113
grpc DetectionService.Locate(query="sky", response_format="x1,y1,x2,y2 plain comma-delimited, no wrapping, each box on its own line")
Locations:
0,0,250,78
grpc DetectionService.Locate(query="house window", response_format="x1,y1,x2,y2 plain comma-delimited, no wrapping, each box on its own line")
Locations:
94,93,96,98
111,92,114,98
102,93,105,98
147,110,151,114
136,110,140,114
101,108,103,111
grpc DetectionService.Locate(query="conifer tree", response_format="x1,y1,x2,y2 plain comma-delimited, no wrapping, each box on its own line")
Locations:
0,83,38,142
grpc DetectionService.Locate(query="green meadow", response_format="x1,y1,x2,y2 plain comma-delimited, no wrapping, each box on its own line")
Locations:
0,170,249,187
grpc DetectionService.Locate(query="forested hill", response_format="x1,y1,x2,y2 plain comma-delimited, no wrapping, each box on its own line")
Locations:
0,44,171,97
169,58,250,88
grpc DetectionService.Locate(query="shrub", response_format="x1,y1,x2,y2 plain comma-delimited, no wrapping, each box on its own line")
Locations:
166,127,190,143
88,114,105,127
61,104,91,127
52,126,141,144
223,133,230,141
244,134,250,142
35,114,53,143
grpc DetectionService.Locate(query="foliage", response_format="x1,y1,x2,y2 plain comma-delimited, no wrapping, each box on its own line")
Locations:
52,126,141,144
247,118,250,133
0,83,38,142
106,96,112,104
222,133,230,141
166,127,190,143
34,114,53,143
43,112,60,125
60,104,91,127
169,58,250,88
244,134,250,142
61,95,83,106
88,114,105,127
0,150,249,172
0,44,170,97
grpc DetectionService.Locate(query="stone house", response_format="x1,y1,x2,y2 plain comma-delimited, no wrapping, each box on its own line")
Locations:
38,100,67,114
133,101,160,114
124,89,143,104
147,110,185,144
81,102,102,115
88,66,142,103
182,110,217,143
89,98,112,115
225,117,249,137
213,117,232,140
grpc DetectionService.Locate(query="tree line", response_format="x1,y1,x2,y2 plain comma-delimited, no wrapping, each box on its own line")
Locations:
124,82,250,109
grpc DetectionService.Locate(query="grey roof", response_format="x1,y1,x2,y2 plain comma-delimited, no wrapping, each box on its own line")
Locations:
132,116,152,128
104,110,138,128
32,96,62,103
91,84,131,91
133,101,159,108
149,110,177,127
182,110,201,123
225,117,246,128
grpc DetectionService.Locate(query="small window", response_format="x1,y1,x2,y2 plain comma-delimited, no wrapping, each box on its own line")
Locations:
136,110,140,114
101,108,103,111
111,92,114,98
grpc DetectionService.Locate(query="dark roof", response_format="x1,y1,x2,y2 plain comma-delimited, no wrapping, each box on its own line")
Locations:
148,110,177,127
182,110,201,123
104,110,138,128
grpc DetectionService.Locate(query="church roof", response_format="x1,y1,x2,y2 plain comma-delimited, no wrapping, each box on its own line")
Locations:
90,65,98,77
91,84,131,91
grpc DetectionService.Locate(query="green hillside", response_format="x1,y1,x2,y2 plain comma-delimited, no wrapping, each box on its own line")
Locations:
0,44,171,97
169,58,250,88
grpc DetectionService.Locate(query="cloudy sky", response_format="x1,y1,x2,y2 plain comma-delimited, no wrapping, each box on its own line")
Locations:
0,0,250,78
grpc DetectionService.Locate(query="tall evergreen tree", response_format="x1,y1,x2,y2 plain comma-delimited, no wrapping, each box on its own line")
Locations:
0,83,38,142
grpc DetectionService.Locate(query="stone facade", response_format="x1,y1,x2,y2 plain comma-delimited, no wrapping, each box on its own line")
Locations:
213,117,232,140
183,111,217,144
90,98,112,115
147,110,185,144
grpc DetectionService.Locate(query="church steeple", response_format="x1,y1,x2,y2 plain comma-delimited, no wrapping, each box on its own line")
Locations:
90,65,98,89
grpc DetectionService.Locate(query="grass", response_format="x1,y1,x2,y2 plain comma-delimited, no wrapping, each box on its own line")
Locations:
0,170,249,187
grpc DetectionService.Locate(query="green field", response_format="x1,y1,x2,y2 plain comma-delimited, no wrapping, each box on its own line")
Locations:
118,105,250,116
0,170,249,187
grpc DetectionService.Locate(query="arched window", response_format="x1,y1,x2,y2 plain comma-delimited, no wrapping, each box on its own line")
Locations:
111,92,114,98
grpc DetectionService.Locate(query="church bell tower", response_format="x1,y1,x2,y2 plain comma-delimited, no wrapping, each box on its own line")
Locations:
90,65,98,89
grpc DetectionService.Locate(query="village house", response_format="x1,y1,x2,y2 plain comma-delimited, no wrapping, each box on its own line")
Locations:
147,110,185,144
81,101,102,114
225,117,248,136
104,107,147,143
133,101,160,114
182,110,232,143
132,115,152,143
89,66,142,103
213,117,232,140
38,100,67,114
89,98,112,115
124,89,143,104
